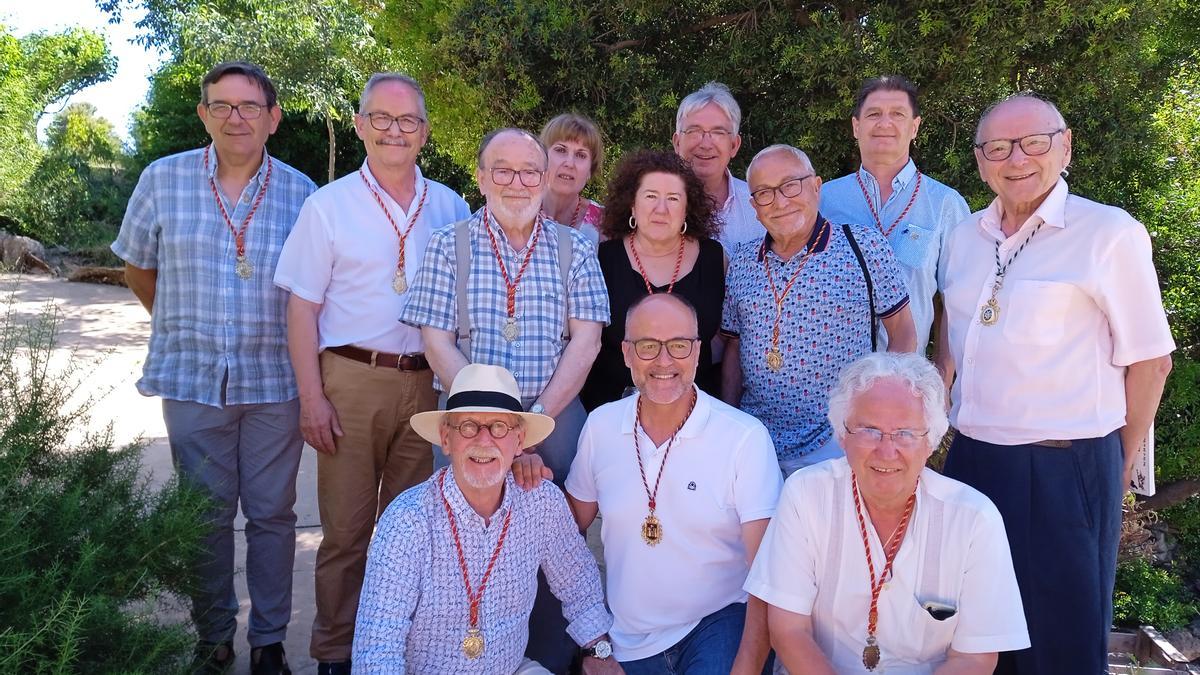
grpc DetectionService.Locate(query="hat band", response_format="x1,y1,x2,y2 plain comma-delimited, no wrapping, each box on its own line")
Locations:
446,390,524,413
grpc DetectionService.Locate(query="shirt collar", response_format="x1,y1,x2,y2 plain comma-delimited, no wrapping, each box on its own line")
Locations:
439,466,516,527
359,160,425,198
204,143,271,183
620,385,712,441
757,214,832,261
978,177,1070,239
857,158,918,193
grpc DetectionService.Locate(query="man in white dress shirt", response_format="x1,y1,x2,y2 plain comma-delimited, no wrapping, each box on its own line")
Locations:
747,352,1029,674
273,72,470,673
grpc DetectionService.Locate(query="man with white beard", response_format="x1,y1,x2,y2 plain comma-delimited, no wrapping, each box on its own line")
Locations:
402,127,610,671
353,364,617,674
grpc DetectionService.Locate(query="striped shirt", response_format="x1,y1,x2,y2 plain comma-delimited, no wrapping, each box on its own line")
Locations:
353,467,612,672
111,146,316,407
401,208,610,399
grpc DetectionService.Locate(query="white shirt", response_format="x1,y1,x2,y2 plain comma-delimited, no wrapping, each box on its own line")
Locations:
938,179,1176,444
746,460,1029,674
565,387,783,661
716,172,765,255
274,163,470,354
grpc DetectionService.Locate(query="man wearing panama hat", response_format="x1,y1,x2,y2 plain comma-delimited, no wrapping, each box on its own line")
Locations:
352,363,618,674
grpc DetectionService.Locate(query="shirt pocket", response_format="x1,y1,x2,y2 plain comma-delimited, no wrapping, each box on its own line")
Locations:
1001,280,1077,346
893,223,937,269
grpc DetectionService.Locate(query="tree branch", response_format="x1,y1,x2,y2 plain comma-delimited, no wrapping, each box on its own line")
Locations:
1137,478,1200,512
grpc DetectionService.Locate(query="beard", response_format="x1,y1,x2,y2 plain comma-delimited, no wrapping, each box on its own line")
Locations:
488,195,543,228
457,447,507,489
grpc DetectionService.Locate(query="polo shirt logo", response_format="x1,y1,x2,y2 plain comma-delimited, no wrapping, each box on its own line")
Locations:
687,481,697,491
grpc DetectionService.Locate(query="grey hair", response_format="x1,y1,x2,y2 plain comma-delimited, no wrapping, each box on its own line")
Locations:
675,81,742,135
477,127,548,168
827,352,950,449
974,92,1067,144
745,144,814,183
359,73,428,118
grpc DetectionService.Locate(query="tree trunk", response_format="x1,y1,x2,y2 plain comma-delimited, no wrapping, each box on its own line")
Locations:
326,114,336,184
1137,478,1200,511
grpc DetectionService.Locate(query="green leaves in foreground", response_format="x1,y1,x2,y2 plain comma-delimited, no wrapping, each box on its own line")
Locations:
0,303,210,674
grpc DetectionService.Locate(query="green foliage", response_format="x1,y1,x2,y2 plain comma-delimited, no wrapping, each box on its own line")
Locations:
1154,357,1200,484
0,302,210,673
1113,557,1198,630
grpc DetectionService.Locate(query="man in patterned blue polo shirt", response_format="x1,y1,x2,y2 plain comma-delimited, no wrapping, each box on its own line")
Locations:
721,144,915,476
113,62,315,674
821,75,971,352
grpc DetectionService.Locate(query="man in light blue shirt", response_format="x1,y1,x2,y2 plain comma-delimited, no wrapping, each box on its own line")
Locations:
821,75,970,352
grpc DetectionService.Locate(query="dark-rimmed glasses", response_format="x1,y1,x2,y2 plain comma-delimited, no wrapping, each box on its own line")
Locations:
206,102,267,120
450,419,519,439
843,424,930,450
363,112,425,133
625,337,699,361
974,129,1065,161
489,167,544,187
750,175,814,206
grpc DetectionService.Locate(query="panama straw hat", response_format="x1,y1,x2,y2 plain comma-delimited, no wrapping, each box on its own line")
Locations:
410,364,555,449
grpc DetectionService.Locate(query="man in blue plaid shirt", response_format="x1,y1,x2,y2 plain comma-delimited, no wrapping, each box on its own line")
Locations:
402,127,609,673
112,61,315,675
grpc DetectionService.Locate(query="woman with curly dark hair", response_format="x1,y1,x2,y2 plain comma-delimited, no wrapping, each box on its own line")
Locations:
579,149,727,410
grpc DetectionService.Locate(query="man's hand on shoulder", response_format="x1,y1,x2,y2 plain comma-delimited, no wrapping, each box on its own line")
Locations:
511,450,553,491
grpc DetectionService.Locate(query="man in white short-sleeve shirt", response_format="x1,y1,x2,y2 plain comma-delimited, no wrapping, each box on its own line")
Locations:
564,293,783,674
935,95,1174,675
273,72,469,672
747,352,1028,674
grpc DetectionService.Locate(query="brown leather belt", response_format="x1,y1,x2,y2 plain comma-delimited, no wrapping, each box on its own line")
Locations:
1031,439,1073,448
327,345,429,371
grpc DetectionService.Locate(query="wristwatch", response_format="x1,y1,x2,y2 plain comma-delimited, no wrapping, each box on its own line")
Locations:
529,402,546,415
582,639,612,659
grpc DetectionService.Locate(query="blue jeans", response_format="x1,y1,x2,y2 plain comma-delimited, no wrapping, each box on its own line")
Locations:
620,602,769,675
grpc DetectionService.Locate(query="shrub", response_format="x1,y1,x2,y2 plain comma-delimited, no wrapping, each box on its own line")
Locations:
1113,557,1198,631
0,299,210,673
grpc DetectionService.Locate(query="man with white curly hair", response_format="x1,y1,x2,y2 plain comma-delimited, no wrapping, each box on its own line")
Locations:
746,352,1029,674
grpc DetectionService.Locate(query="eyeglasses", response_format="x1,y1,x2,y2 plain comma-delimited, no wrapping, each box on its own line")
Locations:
363,112,425,133
974,129,1066,161
750,175,815,206
681,127,733,142
490,167,544,187
205,102,267,120
450,419,519,439
625,337,699,361
843,424,930,450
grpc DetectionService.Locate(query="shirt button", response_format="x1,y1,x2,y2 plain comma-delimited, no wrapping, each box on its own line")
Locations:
966,357,975,365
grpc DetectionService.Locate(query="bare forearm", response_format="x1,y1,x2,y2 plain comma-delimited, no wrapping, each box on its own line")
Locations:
882,306,917,353
731,596,770,674
124,264,157,313
720,337,743,406
1121,355,1173,466
933,304,956,395
286,296,324,400
537,321,601,417
774,631,835,675
422,327,470,391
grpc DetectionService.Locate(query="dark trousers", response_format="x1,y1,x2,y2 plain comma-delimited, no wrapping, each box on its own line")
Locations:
943,431,1123,675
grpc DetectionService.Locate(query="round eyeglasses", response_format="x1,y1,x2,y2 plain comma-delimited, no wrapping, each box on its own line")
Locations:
842,424,930,450
450,419,519,439
206,102,266,120
974,129,1065,161
625,337,699,361
750,175,814,206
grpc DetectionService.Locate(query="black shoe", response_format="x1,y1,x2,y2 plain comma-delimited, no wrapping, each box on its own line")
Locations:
317,661,351,675
251,642,292,675
191,641,235,675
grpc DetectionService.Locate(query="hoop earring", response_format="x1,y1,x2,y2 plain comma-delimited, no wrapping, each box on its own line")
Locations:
681,220,688,234
629,215,637,230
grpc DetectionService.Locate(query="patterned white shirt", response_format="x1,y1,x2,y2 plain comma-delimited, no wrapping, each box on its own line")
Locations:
111,145,316,406
354,467,612,673
401,208,610,399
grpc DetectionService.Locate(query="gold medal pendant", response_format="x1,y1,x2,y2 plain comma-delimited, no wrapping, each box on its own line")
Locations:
766,347,784,372
863,636,880,671
235,255,253,280
979,297,1000,326
462,627,484,659
641,512,663,546
502,317,519,342
392,268,408,294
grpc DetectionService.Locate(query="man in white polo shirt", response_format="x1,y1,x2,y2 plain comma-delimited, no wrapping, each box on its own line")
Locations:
565,293,783,674
936,93,1175,675
273,72,470,673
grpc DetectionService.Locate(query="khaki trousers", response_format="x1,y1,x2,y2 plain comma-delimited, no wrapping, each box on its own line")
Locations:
309,350,438,662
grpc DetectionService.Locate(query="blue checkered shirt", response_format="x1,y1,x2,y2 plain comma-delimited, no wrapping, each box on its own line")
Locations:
353,468,612,673
111,146,316,407
401,208,610,399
